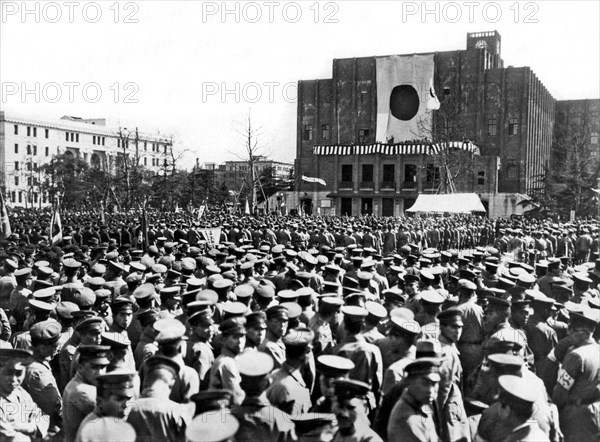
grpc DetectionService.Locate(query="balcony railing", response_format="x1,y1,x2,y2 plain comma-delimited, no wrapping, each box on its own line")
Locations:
359,181,374,189
381,181,396,190
338,181,353,190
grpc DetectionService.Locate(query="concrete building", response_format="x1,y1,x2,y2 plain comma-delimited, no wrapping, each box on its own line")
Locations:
294,30,589,218
0,112,172,207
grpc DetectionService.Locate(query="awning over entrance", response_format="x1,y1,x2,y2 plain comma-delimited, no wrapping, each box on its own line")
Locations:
406,193,486,213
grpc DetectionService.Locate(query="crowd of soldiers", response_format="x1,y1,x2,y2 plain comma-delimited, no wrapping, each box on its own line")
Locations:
0,210,599,441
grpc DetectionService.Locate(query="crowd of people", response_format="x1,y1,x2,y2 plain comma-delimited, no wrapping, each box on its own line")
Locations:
0,210,599,442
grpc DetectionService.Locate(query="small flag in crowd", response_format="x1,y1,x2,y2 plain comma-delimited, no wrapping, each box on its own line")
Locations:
50,196,63,245
0,193,11,238
244,199,250,215
198,205,206,220
301,175,326,186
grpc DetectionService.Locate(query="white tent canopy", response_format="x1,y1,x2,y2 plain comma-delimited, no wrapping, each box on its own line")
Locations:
406,193,486,214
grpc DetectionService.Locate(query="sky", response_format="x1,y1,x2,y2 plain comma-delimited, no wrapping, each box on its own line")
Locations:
1,0,599,167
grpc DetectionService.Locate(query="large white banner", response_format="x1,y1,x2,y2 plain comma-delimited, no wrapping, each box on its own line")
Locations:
199,228,221,246
375,54,440,143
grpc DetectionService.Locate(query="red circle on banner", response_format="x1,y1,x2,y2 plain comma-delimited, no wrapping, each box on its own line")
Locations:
390,85,420,121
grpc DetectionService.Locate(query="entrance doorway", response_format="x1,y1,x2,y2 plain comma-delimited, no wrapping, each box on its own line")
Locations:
361,198,373,215
382,198,394,217
341,198,352,216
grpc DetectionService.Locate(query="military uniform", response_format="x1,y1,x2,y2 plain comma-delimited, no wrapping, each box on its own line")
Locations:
184,335,214,390
387,390,440,442
22,356,62,429
62,371,97,442
267,362,312,416
208,346,245,404
0,386,49,441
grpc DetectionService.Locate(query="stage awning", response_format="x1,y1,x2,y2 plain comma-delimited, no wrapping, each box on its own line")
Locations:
312,141,480,156
406,193,486,213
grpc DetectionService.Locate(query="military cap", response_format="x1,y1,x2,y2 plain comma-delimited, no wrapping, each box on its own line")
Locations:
14,267,32,278
222,302,247,317
135,307,159,325
295,287,315,298
517,273,536,286
195,289,218,305
420,290,445,304
572,272,592,286
277,290,298,302
78,418,136,442
96,370,136,390
190,390,233,414
75,316,105,333
321,281,341,293
278,302,302,320
150,264,167,275
111,297,134,314
107,260,126,274
32,287,55,302
237,351,274,378
0,348,33,367
78,344,111,364
360,261,375,271
73,287,96,308
186,412,239,442
4,259,18,270
382,288,406,303
486,295,511,309
62,259,82,270
333,378,371,401
570,309,600,328
240,261,255,271
153,318,187,344
36,266,54,278
30,319,61,344
405,358,442,381
144,355,180,376
292,414,335,437
130,283,154,300
160,286,181,299
317,354,355,378
186,278,204,290
341,305,368,321
487,354,523,371
55,301,79,319
390,307,415,321
416,340,443,359
256,280,276,299
124,273,142,285
319,295,344,307
188,309,214,326
86,277,106,289
458,279,477,291
101,331,131,349
365,301,387,320
283,327,314,349
498,374,536,410
437,307,463,325
219,317,246,335
245,311,267,329
404,274,420,284
28,299,55,314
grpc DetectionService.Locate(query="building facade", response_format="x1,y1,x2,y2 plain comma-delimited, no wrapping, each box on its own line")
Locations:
0,112,172,208
295,31,577,217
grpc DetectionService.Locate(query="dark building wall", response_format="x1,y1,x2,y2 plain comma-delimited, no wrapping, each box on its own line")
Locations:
554,99,600,170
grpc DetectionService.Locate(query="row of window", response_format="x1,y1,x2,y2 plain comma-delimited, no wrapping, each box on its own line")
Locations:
303,124,371,143
13,161,39,172
7,191,46,205
14,125,50,139
14,144,50,156
13,124,169,151
487,117,519,136
339,164,486,185
14,176,41,186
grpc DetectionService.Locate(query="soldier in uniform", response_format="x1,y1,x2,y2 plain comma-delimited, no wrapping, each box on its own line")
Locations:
552,309,600,442
267,328,314,415
259,305,288,367
185,308,215,390
232,351,297,441
387,358,442,442
106,297,136,371
331,378,383,442
0,348,50,441
22,319,63,434
62,344,111,442
75,370,136,442
208,317,246,404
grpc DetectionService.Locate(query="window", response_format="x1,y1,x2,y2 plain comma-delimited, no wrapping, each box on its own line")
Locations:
33,127,37,137
93,136,96,144
66,132,69,141
477,171,485,185
27,127,31,136
18,192,22,203
11,191,15,203
591,132,599,144
33,193,38,204
144,142,147,151
164,145,168,154
362,164,373,182
507,164,518,180
358,129,369,143
27,162,32,172
102,137,105,146
321,124,330,141
42,193,47,204
33,146,37,155
508,118,519,135
14,144,18,154
45,129,49,138
45,146,49,156
118,139,121,148
75,133,79,142
14,125,18,135
33,163,38,171
303,125,313,141
383,164,395,183
341,164,353,182
404,164,417,182
144,157,147,166
27,145,31,155
14,161,19,171
487,117,497,136
27,177,32,186
360,91,368,104
14,176,19,185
